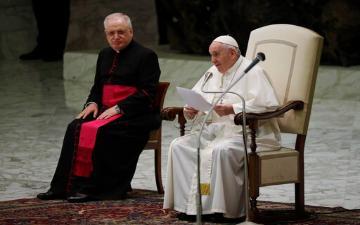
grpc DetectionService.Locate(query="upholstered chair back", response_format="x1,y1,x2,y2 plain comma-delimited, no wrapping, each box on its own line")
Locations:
245,24,323,135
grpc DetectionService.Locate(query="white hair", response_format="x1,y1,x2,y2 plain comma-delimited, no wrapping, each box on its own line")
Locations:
104,13,132,29
221,43,241,56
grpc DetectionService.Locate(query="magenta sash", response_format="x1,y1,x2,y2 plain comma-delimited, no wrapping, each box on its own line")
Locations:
72,84,137,177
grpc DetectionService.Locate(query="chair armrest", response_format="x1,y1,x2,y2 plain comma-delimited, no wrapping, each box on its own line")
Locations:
234,100,304,125
161,107,183,121
234,100,304,153
161,107,187,136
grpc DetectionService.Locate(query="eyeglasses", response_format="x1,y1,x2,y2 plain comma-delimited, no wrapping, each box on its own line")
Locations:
105,29,129,37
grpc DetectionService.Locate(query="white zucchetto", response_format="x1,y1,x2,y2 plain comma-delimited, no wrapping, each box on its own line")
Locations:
212,35,239,48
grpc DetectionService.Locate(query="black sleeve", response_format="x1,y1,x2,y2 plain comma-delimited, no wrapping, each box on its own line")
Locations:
118,50,161,116
84,50,104,109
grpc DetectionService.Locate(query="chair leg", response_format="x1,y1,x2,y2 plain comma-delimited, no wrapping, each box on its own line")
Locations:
154,148,164,194
295,135,305,214
295,182,305,214
250,194,259,220
249,152,259,221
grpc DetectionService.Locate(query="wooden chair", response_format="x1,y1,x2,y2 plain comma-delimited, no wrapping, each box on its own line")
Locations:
144,81,170,194
161,24,323,221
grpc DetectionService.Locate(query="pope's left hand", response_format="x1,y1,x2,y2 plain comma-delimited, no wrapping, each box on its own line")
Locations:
213,104,235,116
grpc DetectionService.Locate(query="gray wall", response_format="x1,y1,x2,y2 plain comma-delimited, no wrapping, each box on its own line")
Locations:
0,0,158,60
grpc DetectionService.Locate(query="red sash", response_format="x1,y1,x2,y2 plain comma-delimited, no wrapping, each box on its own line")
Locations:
72,84,137,177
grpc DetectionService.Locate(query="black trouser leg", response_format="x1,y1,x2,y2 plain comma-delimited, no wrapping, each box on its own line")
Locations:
88,126,149,199
49,119,81,194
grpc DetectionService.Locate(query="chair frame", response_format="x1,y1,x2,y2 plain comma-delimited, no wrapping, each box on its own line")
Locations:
234,100,306,219
240,24,323,220
144,81,170,194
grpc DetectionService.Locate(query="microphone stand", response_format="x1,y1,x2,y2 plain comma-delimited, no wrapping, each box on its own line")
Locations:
196,54,265,225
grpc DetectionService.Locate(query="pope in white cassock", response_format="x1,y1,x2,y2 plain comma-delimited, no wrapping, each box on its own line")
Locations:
163,35,281,218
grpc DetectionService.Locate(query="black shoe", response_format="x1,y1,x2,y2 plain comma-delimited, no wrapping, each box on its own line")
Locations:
176,213,196,222
67,192,95,203
42,54,63,62
126,184,133,192
119,192,128,200
19,47,63,62
37,190,66,200
19,48,43,60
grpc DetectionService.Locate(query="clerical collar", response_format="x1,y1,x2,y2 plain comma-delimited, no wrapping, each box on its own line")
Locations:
112,40,134,54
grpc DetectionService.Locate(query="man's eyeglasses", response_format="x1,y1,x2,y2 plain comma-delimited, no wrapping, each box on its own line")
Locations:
105,30,129,37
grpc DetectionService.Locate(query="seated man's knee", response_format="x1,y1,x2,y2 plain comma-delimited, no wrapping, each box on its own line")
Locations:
170,137,184,154
170,135,196,154
66,119,81,133
213,140,242,159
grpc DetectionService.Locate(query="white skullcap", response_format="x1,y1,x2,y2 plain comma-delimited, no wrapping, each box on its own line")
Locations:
212,35,239,48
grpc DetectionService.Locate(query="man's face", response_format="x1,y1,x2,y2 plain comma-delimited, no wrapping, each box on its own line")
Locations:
209,42,236,74
105,19,133,51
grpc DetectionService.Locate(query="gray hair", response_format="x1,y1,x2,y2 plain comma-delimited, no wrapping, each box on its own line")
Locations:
104,13,132,29
221,43,241,56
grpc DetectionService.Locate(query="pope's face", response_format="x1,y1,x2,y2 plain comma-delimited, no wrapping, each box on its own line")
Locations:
209,42,237,74
105,19,133,51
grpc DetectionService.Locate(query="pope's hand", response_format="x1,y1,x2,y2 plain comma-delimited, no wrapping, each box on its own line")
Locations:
214,104,234,116
184,106,198,119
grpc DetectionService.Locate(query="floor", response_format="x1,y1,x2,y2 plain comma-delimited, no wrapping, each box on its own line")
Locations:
0,53,359,211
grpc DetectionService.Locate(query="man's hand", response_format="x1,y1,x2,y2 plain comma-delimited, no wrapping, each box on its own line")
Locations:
77,103,98,119
213,104,234,116
97,105,118,120
184,106,198,119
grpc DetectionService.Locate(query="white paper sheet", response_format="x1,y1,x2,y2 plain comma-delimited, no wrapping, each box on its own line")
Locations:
176,86,212,112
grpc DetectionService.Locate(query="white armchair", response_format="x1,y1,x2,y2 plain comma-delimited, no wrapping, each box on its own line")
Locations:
161,24,324,222
235,24,324,220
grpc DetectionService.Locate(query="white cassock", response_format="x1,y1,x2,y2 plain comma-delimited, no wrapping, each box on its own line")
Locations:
163,55,281,218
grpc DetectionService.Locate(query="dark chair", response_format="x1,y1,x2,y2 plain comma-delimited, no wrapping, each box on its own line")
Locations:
143,81,170,194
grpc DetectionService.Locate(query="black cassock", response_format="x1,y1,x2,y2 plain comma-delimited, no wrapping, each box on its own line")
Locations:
49,40,161,200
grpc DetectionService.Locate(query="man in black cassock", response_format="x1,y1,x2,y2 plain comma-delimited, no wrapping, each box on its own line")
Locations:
37,12,161,202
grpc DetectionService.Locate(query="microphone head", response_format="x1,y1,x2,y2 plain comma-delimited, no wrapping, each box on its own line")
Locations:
256,52,266,61
204,72,213,81
202,72,213,89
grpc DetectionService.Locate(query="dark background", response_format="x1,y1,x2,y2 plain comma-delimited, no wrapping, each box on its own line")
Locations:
155,0,360,66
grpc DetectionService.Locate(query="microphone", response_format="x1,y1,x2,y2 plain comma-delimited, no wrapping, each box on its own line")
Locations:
244,52,266,73
201,72,213,92
203,72,213,84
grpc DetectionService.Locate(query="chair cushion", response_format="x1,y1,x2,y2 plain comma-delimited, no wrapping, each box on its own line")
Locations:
256,147,299,186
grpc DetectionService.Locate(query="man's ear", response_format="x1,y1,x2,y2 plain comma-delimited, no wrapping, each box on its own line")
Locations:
230,48,237,59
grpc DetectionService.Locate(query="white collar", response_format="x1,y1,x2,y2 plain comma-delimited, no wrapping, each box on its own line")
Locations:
223,56,243,77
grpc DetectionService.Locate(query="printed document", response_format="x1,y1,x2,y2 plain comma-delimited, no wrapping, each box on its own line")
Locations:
176,87,212,112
